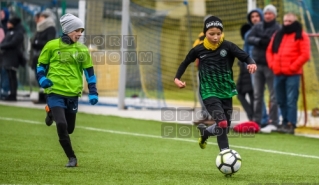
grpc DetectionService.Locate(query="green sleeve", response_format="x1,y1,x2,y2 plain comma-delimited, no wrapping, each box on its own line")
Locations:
37,43,51,65
82,50,93,69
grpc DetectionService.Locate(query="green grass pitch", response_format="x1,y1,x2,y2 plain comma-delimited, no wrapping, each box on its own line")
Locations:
0,104,319,185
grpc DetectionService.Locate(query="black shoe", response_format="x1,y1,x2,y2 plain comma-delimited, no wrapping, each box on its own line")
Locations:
45,105,53,126
65,157,78,167
3,95,17,101
282,124,295,134
274,125,287,133
45,111,53,126
197,123,208,149
0,94,9,99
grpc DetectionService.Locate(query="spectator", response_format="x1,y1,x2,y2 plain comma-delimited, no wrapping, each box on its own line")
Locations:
0,8,10,98
237,8,264,121
1,8,10,33
247,4,281,133
0,21,4,96
0,22,4,42
245,8,269,124
266,13,310,134
28,12,41,72
31,10,56,104
0,17,25,101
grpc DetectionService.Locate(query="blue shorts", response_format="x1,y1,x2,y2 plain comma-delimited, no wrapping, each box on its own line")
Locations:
47,94,79,113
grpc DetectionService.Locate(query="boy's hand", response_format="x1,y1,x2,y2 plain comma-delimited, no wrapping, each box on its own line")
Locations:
89,94,98,105
174,78,186,89
247,64,257,74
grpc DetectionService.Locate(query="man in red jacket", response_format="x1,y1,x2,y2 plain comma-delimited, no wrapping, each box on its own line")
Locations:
266,13,310,134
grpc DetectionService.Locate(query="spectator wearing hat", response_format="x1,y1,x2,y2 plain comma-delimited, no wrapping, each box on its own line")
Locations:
237,8,264,121
0,22,4,94
31,10,56,104
0,17,25,101
247,4,281,133
0,22,4,42
1,8,10,33
0,8,10,98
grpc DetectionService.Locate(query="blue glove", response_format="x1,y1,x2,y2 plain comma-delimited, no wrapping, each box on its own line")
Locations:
39,77,53,88
89,94,98,105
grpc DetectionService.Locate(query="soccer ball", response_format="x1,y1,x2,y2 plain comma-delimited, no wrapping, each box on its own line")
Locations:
215,149,242,175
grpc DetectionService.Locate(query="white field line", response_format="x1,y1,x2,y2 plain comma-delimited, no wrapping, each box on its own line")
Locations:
1,116,319,160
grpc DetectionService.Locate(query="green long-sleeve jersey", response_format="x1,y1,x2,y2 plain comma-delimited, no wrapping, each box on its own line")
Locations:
175,40,255,100
38,38,93,97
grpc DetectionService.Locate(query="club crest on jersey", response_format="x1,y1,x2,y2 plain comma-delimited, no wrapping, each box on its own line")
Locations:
220,49,227,57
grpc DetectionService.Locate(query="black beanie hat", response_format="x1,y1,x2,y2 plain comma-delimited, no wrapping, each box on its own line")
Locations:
8,17,21,27
203,16,223,33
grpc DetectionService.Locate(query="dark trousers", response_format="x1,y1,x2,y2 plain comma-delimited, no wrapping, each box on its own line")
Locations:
47,94,78,159
237,91,254,121
6,69,18,98
203,97,232,151
253,65,278,125
51,107,77,158
0,68,10,96
274,75,300,126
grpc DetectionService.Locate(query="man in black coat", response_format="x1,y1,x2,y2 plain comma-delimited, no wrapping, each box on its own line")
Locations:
0,17,25,101
0,8,10,34
0,21,4,42
31,10,56,104
0,8,10,98
247,4,281,133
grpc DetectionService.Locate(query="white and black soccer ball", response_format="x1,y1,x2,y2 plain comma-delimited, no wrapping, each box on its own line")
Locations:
215,149,242,175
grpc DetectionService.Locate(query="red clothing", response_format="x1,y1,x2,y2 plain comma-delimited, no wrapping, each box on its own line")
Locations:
266,31,310,75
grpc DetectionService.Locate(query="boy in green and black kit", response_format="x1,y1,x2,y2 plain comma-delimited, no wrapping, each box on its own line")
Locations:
174,16,257,151
37,13,98,167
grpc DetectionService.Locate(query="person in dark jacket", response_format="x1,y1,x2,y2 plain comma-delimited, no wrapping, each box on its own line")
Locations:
0,8,10,98
0,21,5,97
31,10,56,104
1,8,10,33
237,60,254,120
237,8,263,121
236,63,254,120
0,17,25,101
246,4,281,133
0,22,4,42
243,8,270,126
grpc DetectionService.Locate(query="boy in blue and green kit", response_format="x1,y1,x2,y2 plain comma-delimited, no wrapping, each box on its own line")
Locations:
37,13,98,167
